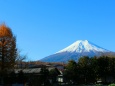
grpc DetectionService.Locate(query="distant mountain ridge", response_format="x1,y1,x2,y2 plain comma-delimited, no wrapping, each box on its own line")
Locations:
41,40,114,62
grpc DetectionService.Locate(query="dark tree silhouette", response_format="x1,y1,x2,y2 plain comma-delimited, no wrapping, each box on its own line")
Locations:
40,67,50,86
49,68,60,84
64,60,78,84
0,24,17,72
0,24,17,85
64,56,115,84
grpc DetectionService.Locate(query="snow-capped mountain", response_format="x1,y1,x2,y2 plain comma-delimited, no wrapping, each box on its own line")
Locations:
41,40,112,62
56,40,109,53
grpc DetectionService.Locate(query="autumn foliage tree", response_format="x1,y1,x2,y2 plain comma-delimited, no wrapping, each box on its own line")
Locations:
0,24,17,72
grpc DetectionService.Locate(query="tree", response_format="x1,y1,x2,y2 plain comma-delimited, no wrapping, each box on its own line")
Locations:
109,57,115,81
97,56,111,83
40,67,50,86
15,50,27,69
78,56,94,84
49,68,60,84
64,60,78,84
0,24,17,72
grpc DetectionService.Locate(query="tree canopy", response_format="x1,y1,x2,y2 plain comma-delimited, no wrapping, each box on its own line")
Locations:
64,56,115,84
0,24,17,72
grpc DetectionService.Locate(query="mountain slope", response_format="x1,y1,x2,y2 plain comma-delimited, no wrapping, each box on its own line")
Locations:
57,40,109,53
41,40,112,62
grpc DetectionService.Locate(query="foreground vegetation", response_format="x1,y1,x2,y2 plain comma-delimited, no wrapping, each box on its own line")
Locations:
64,56,115,85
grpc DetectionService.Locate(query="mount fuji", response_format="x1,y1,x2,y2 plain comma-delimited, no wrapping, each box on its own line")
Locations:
40,40,113,62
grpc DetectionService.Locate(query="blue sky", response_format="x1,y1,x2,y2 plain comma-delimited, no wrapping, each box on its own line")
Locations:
0,0,115,61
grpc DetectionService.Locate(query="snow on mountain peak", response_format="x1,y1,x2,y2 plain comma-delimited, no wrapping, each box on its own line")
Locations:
41,40,113,62
56,40,109,53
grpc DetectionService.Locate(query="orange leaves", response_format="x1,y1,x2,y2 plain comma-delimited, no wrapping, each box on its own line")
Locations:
0,24,17,70
0,24,13,38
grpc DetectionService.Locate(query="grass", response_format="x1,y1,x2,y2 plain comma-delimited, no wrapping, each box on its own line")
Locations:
108,84,115,86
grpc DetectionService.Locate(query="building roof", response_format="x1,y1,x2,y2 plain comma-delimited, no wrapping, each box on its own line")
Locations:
14,67,56,74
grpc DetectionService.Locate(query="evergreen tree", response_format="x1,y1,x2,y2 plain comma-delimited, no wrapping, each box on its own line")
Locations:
49,68,60,84
64,60,78,84
78,56,96,84
97,56,111,83
40,67,50,86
